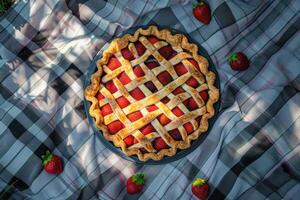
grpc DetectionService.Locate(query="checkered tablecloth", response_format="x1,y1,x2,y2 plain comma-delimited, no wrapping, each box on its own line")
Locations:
0,0,300,199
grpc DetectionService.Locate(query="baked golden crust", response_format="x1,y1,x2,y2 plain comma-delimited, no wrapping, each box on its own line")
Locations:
85,25,219,161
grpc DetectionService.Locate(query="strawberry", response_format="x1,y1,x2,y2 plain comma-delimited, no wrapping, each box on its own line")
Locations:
127,111,143,122
126,173,145,194
116,96,130,108
133,65,145,77
153,137,169,150
121,48,134,61
107,120,124,134
191,178,209,200
228,52,250,71
107,56,121,70
42,151,63,174
130,88,145,100
174,63,188,76
199,90,209,103
193,1,211,25
135,41,146,56
158,71,173,85
169,129,182,140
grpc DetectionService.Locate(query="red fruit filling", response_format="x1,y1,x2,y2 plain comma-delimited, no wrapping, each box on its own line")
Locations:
107,56,121,71
97,93,105,101
199,90,209,103
172,107,184,117
145,56,159,69
153,137,169,150
158,71,172,85
173,87,185,95
101,104,113,116
145,81,157,92
135,41,146,56
140,124,155,135
169,129,182,141
183,98,198,111
118,72,131,85
147,105,158,112
127,111,143,122
121,48,134,61
116,96,130,108
174,63,188,76
189,98,199,110
186,77,199,88
183,122,194,134
148,36,160,44
140,148,148,153
130,88,145,100
107,120,124,134
161,97,170,104
158,45,176,60
124,135,135,146
105,80,118,94
159,114,171,125
188,58,200,71
133,65,145,77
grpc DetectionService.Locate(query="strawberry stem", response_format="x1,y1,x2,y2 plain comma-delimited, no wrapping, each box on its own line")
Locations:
132,173,145,186
192,178,206,187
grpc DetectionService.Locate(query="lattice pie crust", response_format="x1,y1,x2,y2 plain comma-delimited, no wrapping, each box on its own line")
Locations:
85,26,219,161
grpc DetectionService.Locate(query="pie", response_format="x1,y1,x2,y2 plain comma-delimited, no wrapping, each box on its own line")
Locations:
85,26,219,161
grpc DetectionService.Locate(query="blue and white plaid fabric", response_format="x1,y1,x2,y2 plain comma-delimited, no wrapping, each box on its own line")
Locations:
1,0,300,199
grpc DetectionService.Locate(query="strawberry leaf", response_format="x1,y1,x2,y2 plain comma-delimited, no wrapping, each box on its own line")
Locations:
228,53,237,62
42,151,53,166
192,178,206,187
132,173,145,186
193,1,204,9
